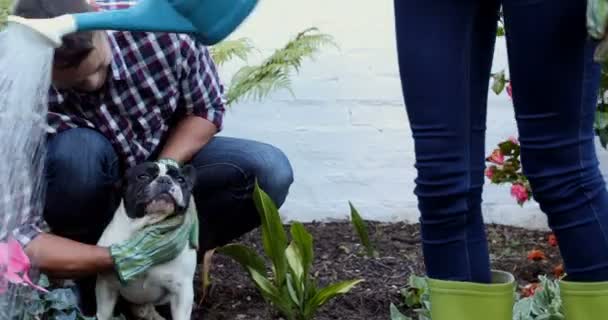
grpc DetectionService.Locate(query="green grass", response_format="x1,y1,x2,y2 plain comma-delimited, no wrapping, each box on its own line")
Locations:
1,0,11,28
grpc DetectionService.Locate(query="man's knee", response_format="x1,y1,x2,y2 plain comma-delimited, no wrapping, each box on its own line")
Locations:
44,128,120,240
192,139,294,207
253,143,294,207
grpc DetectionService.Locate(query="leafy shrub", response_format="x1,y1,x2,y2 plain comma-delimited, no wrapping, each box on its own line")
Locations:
513,276,564,320
390,275,431,320
0,274,126,320
485,137,533,206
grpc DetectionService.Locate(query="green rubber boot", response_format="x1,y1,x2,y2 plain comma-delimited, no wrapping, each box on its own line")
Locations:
427,270,515,320
560,278,608,320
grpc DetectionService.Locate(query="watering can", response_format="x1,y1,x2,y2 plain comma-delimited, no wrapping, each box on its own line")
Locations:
6,0,258,48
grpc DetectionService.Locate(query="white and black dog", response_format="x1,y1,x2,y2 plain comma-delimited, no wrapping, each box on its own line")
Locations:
95,161,198,320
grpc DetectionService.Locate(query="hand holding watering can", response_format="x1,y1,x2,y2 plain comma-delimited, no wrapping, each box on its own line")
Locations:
7,0,258,47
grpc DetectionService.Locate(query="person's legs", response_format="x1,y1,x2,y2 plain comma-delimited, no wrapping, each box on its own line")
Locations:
503,0,608,282
189,136,294,253
44,127,122,243
394,0,499,283
43,127,122,315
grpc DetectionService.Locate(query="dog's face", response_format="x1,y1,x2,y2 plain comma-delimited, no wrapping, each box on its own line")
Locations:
121,161,196,220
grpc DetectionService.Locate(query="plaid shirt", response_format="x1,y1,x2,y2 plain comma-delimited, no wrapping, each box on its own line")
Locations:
3,0,226,247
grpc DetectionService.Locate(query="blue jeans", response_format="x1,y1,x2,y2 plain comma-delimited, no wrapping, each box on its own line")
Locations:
43,128,294,249
394,0,608,283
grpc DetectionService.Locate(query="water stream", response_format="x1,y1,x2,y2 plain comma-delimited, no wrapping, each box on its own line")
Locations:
0,23,55,319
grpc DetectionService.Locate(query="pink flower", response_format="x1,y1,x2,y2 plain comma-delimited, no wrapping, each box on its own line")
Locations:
506,82,513,98
508,136,519,145
487,149,505,165
548,234,558,247
485,166,496,179
0,238,48,294
511,183,530,205
521,283,540,297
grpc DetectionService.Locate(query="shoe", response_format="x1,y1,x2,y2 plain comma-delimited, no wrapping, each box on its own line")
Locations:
427,270,515,320
560,278,608,320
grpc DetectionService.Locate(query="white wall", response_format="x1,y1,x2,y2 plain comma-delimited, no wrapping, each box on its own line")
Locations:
217,0,608,229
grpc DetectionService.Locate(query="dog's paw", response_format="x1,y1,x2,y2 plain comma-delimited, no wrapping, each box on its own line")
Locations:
130,304,166,320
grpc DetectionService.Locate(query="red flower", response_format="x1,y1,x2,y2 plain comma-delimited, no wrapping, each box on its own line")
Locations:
511,183,530,205
553,264,565,278
485,166,496,179
527,249,546,261
521,283,540,297
506,82,513,99
487,149,505,165
548,234,558,247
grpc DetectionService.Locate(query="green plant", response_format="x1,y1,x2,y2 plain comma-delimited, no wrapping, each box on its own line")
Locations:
596,108,608,148
596,64,608,148
390,303,412,320
218,181,363,320
485,137,533,206
513,276,564,320
348,201,378,258
210,38,256,67
1,0,11,28
0,274,125,320
212,27,338,106
390,275,431,320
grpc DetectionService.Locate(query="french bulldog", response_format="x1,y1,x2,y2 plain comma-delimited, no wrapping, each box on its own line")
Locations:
95,161,198,320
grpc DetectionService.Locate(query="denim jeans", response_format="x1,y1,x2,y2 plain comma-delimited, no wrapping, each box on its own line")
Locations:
394,0,608,283
42,128,294,313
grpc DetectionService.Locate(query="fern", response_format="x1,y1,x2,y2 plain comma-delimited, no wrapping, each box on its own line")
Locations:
210,38,256,67
225,27,338,106
0,0,12,29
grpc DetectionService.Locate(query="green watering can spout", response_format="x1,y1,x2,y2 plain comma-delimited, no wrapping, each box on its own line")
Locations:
6,0,258,48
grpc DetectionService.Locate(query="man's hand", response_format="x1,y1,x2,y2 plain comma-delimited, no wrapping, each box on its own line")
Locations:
25,234,115,279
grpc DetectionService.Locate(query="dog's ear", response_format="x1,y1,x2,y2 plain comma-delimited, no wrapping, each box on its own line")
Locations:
112,176,126,193
181,164,197,187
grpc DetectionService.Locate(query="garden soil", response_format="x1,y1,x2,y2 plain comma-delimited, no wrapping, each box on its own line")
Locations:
189,222,562,320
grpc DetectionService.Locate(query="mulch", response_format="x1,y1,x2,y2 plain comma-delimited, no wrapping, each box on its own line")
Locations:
192,221,562,320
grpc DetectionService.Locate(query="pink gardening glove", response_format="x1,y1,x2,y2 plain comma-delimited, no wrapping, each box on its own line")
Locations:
0,238,48,294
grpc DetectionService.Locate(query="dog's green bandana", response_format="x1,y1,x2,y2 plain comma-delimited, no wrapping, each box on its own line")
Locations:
109,209,199,284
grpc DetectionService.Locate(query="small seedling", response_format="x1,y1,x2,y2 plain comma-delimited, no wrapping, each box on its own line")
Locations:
348,202,378,258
